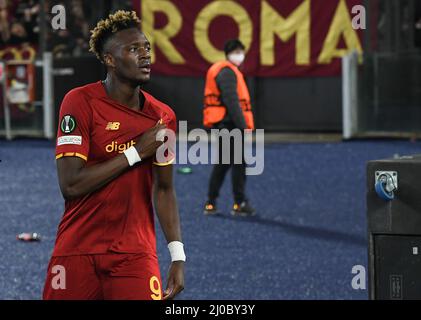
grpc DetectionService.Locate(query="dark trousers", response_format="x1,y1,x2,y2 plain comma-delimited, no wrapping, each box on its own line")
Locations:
208,130,246,204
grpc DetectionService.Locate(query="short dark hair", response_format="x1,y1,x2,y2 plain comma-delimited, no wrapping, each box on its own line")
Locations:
89,10,141,62
224,39,245,56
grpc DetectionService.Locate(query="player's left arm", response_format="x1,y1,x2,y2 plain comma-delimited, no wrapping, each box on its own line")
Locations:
153,164,185,300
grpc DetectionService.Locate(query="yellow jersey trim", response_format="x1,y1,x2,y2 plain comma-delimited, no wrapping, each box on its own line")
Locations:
153,158,175,166
56,152,88,161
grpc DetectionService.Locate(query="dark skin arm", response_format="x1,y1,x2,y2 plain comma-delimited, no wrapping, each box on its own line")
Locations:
153,164,185,300
57,122,166,200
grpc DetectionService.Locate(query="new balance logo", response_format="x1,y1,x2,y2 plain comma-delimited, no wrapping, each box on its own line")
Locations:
106,122,120,131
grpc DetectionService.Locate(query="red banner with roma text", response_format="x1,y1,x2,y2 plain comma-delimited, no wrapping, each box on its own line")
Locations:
132,0,363,77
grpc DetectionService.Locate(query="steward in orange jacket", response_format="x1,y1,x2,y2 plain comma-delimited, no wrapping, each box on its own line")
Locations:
203,39,256,217
203,55,254,129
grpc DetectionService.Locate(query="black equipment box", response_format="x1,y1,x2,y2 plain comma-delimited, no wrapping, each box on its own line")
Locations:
367,155,421,300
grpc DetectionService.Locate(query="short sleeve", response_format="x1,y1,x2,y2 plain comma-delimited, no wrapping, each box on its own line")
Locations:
55,89,92,162
165,110,177,134
153,108,177,166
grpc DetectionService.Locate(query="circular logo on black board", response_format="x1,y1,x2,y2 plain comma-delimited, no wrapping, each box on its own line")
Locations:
60,115,77,134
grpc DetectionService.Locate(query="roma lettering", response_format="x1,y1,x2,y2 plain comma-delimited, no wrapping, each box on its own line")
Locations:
140,0,363,66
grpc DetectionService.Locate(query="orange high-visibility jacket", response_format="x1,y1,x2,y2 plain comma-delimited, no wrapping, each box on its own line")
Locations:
203,61,254,129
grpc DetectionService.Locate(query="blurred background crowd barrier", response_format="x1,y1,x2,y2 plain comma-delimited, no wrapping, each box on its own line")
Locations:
0,0,419,140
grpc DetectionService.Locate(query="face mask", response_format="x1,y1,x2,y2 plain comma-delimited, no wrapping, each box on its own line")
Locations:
228,53,245,66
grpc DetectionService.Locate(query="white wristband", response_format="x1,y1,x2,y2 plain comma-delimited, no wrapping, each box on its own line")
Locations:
168,241,186,262
123,146,141,166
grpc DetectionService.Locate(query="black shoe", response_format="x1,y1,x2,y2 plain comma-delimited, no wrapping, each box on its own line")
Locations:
204,201,219,216
231,201,256,217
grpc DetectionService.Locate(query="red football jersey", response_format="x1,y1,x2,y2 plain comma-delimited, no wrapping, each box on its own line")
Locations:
53,81,177,256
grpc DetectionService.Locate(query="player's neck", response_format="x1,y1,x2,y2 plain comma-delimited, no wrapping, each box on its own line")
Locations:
102,76,142,110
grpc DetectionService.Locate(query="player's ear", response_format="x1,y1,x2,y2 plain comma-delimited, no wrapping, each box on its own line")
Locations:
103,53,115,68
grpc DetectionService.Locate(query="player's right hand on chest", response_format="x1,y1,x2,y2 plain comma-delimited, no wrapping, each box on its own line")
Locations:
135,121,167,160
